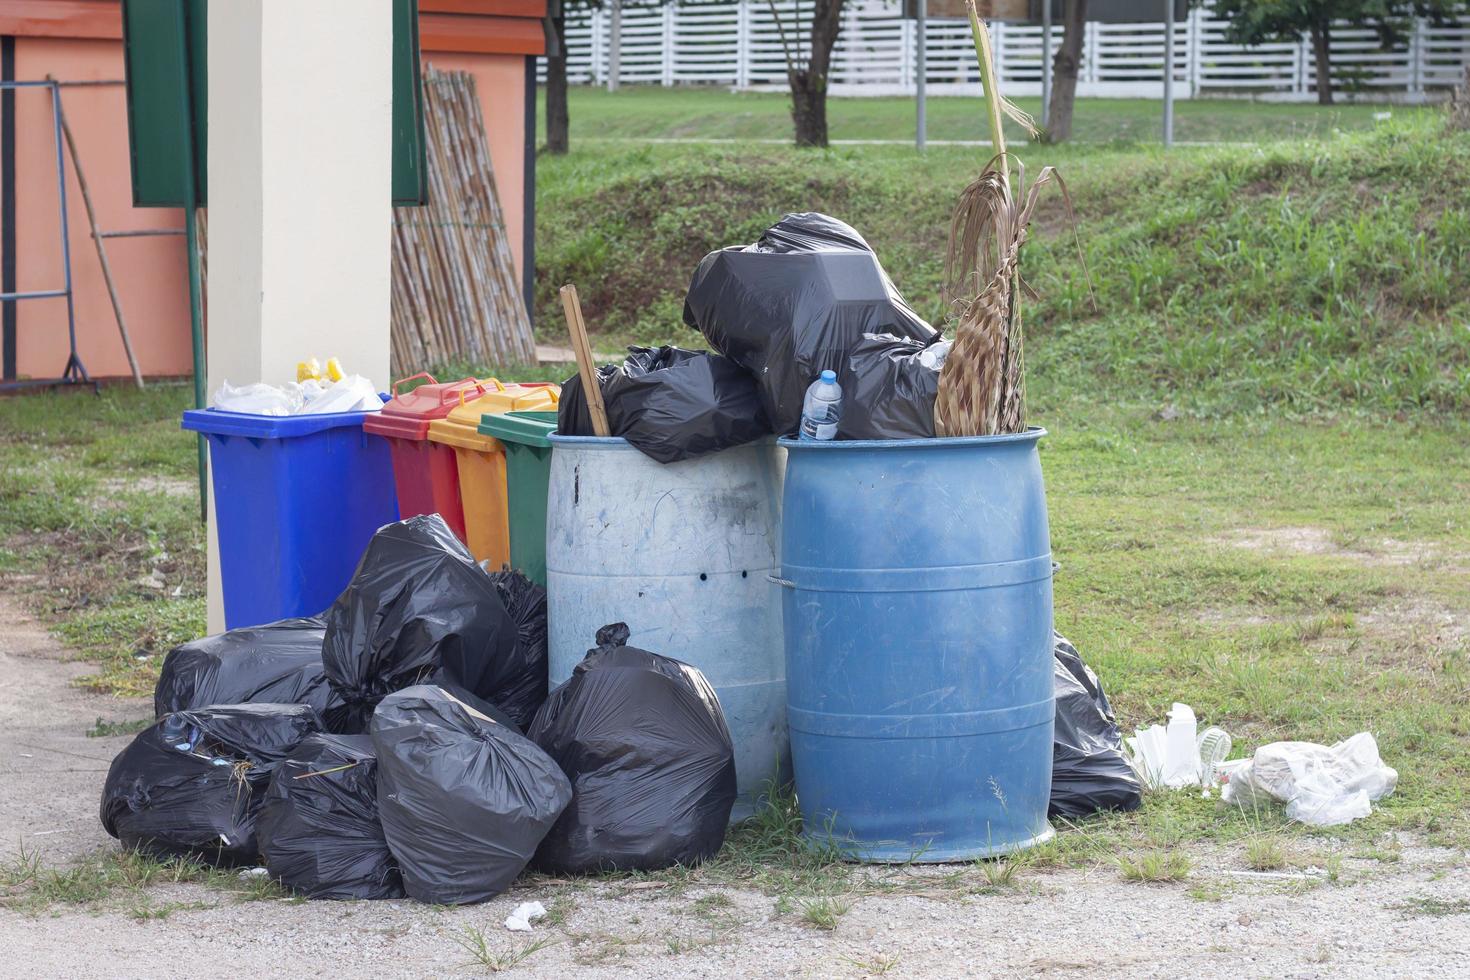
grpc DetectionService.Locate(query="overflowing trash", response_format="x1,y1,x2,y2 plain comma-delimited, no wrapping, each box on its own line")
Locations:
370,685,572,905
153,617,337,721
557,345,770,463
100,703,322,866
320,515,521,733
683,212,937,436
255,733,403,899
213,374,383,416
1049,633,1143,819
840,334,952,440
528,624,737,874
1220,733,1398,827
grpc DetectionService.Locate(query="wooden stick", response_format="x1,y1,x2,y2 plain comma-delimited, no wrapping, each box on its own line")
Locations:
52,81,143,388
559,284,610,437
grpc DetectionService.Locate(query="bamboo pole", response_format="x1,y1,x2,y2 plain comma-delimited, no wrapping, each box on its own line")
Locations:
559,284,610,437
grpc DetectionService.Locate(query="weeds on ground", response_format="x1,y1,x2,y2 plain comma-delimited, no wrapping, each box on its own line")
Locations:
1390,896,1470,918
1245,837,1288,871
797,894,852,931
86,717,152,738
1117,849,1192,883
454,925,558,973
840,952,901,975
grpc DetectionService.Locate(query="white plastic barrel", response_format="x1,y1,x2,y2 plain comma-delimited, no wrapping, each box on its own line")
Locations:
546,435,787,820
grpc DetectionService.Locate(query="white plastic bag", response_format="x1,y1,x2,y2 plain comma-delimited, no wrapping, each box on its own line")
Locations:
212,380,304,416
1222,733,1397,826
299,375,383,414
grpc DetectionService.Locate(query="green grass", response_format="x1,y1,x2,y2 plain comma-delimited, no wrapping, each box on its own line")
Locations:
1117,849,1193,883
541,87,1423,145
0,383,203,697
534,112,1470,418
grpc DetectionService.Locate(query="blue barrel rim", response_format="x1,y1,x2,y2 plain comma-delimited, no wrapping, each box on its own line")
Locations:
778,426,1046,451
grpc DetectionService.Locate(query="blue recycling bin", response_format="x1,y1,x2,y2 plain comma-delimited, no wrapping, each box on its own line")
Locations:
182,408,399,629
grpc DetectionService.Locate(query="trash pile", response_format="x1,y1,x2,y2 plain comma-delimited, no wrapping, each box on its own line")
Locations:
557,212,950,459
1126,701,1397,827
101,516,736,904
212,356,383,416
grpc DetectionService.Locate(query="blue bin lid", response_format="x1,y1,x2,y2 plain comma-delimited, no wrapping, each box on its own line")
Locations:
182,406,380,440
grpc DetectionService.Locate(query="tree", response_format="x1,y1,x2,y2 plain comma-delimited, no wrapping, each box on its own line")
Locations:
1208,1,1466,106
546,3,573,154
1045,0,1089,142
769,0,848,147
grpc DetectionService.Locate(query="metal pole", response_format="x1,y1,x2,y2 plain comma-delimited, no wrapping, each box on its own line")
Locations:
48,81,84,383
1041,0,1052,130
608,0,622,92
173,1,208,523
916,0,927,151
1163,0,1175,147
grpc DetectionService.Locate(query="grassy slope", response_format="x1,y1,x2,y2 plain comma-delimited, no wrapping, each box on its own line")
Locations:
542,87,1416,143
536,113,1470,417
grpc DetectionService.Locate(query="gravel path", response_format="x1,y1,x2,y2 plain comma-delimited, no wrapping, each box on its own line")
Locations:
2,593,1467,979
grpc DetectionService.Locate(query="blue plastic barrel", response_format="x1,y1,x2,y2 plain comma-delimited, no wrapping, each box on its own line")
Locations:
779,429,1055,862
182,408,399,629
545,435,788,820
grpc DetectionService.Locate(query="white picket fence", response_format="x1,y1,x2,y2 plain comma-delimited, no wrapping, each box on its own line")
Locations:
543,1,1470,101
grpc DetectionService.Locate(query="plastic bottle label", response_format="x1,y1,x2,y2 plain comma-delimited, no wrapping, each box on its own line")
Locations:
799,415,838,440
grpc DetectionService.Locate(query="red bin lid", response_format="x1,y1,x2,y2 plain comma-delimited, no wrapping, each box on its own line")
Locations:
362,373,488,441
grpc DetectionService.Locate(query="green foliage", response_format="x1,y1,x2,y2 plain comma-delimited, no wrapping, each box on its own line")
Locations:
538,113,1470,417
1208,0,1464,50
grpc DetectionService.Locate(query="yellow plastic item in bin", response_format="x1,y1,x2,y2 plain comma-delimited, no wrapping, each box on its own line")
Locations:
296,358,321,382
426,380,561,568
324,357,344,382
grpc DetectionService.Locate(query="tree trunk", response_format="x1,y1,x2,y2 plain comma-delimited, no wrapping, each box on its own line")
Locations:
545,14,570,154
789,0,846,147
1309,19,1334,106
1046,0,1088,142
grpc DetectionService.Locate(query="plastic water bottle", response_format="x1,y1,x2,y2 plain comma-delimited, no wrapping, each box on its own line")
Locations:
799,370,843,441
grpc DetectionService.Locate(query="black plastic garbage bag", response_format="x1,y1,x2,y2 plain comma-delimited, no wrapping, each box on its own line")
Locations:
154,617,338,720
1050,633,1143,819
682,212,937,435
100,703,322,866
557,345,770,463
529,623,736,874
483,569,549,730
321,515,520,734
371,685,572,904
840,334,952,440
255,733,403,900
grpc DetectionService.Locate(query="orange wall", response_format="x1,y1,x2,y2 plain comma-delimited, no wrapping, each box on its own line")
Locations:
7,38,533,381
15,37,189,379
425,51,527,278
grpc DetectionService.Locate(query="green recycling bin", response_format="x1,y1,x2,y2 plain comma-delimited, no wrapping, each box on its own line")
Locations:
477,411,557,585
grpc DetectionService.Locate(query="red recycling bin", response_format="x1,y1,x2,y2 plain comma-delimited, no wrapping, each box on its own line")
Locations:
362,373,487,542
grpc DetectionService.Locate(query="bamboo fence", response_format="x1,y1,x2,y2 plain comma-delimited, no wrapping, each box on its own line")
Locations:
390,67,536,373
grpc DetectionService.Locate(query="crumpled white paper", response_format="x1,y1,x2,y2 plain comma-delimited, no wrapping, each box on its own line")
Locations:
504,901,547,932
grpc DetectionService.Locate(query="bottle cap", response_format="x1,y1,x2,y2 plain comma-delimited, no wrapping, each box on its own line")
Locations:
819,370,837,383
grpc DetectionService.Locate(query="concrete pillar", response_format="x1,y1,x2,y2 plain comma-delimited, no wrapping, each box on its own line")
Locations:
205,0,394,631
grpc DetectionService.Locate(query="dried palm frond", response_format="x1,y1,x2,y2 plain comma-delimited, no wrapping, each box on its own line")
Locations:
935,155,1091,436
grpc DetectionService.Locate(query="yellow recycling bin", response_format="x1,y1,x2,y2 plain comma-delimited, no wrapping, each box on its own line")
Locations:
426,380,560,568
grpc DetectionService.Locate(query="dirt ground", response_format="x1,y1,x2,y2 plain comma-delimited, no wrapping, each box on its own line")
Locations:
2,593,1468,980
